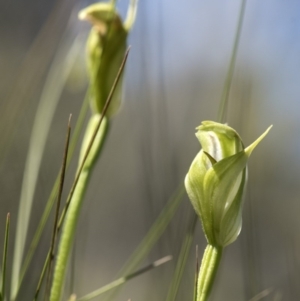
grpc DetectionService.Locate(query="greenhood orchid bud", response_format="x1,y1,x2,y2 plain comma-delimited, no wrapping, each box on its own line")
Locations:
79,0,138,116
185,121,272,247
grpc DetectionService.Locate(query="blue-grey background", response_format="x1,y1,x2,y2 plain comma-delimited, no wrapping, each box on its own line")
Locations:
0,0,299,300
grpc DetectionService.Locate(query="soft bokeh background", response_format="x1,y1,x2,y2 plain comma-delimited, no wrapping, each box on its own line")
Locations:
1,0,300,300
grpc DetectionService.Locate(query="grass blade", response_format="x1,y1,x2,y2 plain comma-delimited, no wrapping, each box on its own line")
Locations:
33,252,50,301
0,0,76,168
18,90,90,295
77,256,172,301
1,213,10,301
49,48,130,301
166,213,197,301
103,184,185,301
11,34,85,301
119,185,184,275
217,0,247,123
193,245,199,301
34,116,71,301
248,288,273,301
46,115,72,299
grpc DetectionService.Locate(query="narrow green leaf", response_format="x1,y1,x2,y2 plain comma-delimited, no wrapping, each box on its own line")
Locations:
103,184,185,301
49,49,130,301
11,34,86,301
34,116,72,301
77,256,172,301
166,213,197,301
217,0,247,123
1,213,10,301
45,116,72,300
18,87,90,296
193,245,199,301
33,252,50,301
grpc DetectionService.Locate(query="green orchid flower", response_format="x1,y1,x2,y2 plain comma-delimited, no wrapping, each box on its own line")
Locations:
185,121,272,247
79,0,138,116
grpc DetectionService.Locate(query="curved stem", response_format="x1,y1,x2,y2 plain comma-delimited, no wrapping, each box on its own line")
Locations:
197,245,222,301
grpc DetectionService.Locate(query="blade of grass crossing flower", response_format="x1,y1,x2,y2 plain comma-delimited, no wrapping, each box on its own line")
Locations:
54,48,130,237
45,116,72,300
18,90,90,297
1,213,10,301
103,184,185,301
11,35,86,301
217,0,247,123
76,256,172,301
166,213,197,301
49,49,130,301
33,117,71,301
193,1,247,298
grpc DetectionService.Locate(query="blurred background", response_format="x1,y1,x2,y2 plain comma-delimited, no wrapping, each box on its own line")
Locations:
0,0,300,300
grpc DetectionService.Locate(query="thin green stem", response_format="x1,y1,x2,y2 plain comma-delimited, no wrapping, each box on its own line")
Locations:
217,0,247,123
49,116,109,301
33,252,50,301
18,90,90,296
197,245,222,301
77,256,172,301
49,48,129,301
11,36,83,301
193,245,199,301
166,213,197,301
103,184,185,301
1,213,10,301
45,116,72,300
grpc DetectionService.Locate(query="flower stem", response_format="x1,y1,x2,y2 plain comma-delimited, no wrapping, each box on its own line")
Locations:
197,244,222,301
49,115,109,301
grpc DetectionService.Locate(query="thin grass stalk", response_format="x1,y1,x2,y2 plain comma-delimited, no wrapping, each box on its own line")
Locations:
32,116,71,301
195,1,248,300
0,213,10,301
45,116,72,300
49,49,130,301
165,213,197,301
34,253,50,301
103,184,185,301
76,256,172,301
0,0,76,169
193,246,199,301
11,35,85,301
19,91,90,295
217,0,247,123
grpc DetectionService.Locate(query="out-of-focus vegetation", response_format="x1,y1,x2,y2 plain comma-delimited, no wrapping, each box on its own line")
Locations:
1,0,300,300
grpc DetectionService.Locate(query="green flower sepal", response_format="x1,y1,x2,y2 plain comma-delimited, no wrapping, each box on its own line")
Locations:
185,121,272,247
79,0,138,116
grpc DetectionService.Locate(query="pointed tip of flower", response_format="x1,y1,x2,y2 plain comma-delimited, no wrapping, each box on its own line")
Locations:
78,3,116,21
245,125,272,156
78,10,87,20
